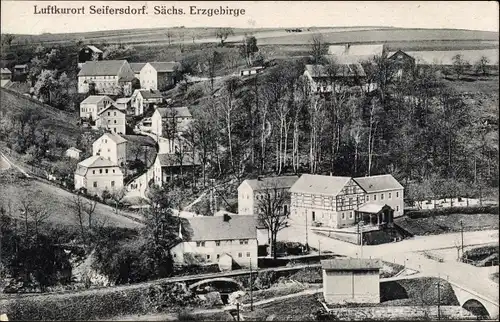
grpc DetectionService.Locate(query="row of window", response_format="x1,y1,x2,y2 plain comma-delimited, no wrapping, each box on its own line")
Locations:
201,252,251,260
196,239,249,247
93,181,116,188
83,76,118,80
92,168,116,175
368,191,399,201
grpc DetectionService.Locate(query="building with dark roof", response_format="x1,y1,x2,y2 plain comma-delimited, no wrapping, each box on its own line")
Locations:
96,104,127,134
138,61,179,91
289,173,404,229
170,214,258,269
79,95,114,120
74,155,124,195
130,89,164,116
153,152,201,187
304,63,367,94
151,106,192,137
78,45,103,68
77,60,136,96
321,258,381,304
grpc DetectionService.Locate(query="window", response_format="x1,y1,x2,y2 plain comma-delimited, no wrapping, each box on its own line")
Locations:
349,212,353,219
397,206,400,211
216,254,220,259
108,149,110,152
206,255,210,260
215,241,220,246
381,194,384,200
108,112,110,116
114,112,116,116
389,192,392,199
111,181,115,187
105,169,108,174
246,252,251,257
196,241,205,247
373,195,377,201
92,170,95,174
366,195,369,201
113,169,115,173
349,198,353,205
93,182,97,187
114,120,117,124
240,239,248,245
99,169,103,174
238,253,242,258
341,213,345,219
173,253,176,258
396,192,399,198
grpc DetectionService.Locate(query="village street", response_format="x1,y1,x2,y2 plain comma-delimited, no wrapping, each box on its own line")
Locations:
280,221,499,304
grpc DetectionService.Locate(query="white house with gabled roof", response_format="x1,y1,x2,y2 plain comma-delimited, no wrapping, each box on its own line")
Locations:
77,60,135,95
92,132,127,167
95,104,127,134
74,155,124,195
79,95,114,121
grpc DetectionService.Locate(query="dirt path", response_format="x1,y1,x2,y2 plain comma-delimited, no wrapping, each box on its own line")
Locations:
0,152,30,177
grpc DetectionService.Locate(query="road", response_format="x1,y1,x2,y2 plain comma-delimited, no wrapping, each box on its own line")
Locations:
0,151,30,177
280,220,499,304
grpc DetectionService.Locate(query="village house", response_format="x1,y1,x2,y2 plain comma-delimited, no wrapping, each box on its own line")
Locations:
153,152,200,187
79,95,114,121
95,104,127,134
303,64,366,94
289,173,404,229
114,97,133,115
239,66,264,77
151,106,192,138
74,155,124,195
65,147,82,160
327,44,386,63
77,45,103,69
130,89,164,116
129,62,147,79
1,68,12,87
77,60,135,96
170,214,258,269
92,132,127,167
321,258,381,304
387,50,416,80
13,64,28,75
138,62,178,91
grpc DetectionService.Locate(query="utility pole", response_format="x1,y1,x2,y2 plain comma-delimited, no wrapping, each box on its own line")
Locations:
305,212,309,253
249,260,254,311
437,277,441,320
460,220,464,259
236,303,240,321
319,240,321,258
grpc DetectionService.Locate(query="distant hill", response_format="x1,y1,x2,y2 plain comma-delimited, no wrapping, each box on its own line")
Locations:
0,87,82,145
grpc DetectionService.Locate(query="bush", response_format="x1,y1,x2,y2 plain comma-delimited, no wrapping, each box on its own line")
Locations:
405,205,498,219
185,83,206,101
462,245,499,261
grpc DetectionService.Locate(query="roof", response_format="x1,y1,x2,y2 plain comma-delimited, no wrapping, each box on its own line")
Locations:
353,174,403,193
1,68,11,74
388,50,414,61
149,61,178,72
129,62,147,73
80,95,111,105
98,132,128,144
241,176,299,191
357,203,389,214
241,66,264,71
290,174,351,196
75,156,120,176
157,153,201,167
115,97,132,104
328,44,384,57
137,89,163,99
305,64,366,78
78,60,127,76
86,45,103,53
157,106,192,118
185,215,257,241
14,64,28,68
321,258,382,271
1,80,12,88
66,147,82,153
98,104,126,116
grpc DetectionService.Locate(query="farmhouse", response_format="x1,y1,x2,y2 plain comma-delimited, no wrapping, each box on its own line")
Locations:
388,50,416,79
65,147,82,160
151,106,192,138
153,152,201,187
303,64,366,94
13,64,28,75
78,45,103,68
79,95,114,121
327,44,385,63
289,173,404,228
239,66,264,77
77,60,136,96
170,214,258,269
92,132,127,167
138,61,179,91
129,62,147,79
1,68,12,80
130,89,164,116
74,155,124,195
321,258,381,304
95,104,127,134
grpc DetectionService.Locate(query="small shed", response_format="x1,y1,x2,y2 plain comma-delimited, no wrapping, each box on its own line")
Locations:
321,258,381,304
239,66,264,76
65,147,82,160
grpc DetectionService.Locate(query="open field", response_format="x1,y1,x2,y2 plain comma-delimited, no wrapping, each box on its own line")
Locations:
399,48,499,65
0,168,142,229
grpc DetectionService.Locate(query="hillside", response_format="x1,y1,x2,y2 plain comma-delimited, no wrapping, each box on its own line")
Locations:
0,88,82,146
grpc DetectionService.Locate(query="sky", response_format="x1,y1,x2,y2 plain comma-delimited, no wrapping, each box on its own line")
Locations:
1,1,498,35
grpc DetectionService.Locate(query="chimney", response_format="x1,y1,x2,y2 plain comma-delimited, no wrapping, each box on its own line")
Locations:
223,213,231,222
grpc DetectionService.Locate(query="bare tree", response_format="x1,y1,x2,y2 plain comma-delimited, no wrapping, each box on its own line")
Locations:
256,180,290,259
219,76,240,172
67,194,97,246
350,120,364,175
19,197,50,239
452,54,470,80
474,56,490,76
215,28,234,47
309,33,328,64
367,98,381,176
166,30,175,45
110,188,126,214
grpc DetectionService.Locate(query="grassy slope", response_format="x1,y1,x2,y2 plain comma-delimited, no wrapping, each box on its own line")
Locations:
0,168,142,229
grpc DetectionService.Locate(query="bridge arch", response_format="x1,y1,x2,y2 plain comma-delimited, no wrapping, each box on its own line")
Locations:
188,277,243,292
462,299,491,320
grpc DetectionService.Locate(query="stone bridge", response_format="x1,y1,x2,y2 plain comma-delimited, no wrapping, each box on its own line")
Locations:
448,281,499,320
188,277,243,293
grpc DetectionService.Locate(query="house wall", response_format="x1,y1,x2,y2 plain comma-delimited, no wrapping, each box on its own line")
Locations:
96,109,126,135
323,269,380,304
140,63,158,90
153,156,163,187
78,75,121,94
171,239,258,268
237,182,254,215
66,150,80,159
80,166,124,195
80,99,112,120
151,109,163,137
74,173,87,191
92,138,127,166
365,188,404,217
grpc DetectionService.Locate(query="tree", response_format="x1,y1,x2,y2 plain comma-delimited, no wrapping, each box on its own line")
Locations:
19,195,50,240
67,195,98,246
219,76,240,173
256,180,290,259
309,33,328,64
215,28,234,47
33,70,59,104
1,33,15,47
452,54,470,80
240,35,259,66
367,98,382,176
205,50,222,93
110,188,126,213
474,56,490,76
166,30,175,45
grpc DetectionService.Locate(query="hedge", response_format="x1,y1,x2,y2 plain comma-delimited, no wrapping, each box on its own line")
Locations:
0,281,199,321
405,205,498,219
